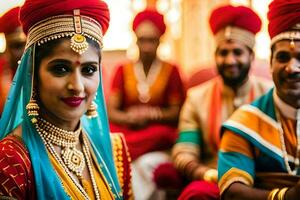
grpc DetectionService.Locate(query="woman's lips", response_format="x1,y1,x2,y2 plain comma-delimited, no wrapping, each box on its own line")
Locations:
62,97,84,107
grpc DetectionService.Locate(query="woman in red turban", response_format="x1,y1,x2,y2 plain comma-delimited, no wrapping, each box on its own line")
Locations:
0,0,132,199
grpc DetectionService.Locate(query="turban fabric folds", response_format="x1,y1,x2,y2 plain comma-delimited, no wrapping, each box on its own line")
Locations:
209,5,261,49
133,9,166,36
20,0,110,35
268,0,300,45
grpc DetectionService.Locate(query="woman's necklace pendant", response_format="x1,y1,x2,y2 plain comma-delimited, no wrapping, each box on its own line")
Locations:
61,146,85,177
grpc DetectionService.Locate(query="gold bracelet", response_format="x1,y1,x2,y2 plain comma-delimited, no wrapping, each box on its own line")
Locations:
277,187,289,200
267,188,279,200
203,168,218,183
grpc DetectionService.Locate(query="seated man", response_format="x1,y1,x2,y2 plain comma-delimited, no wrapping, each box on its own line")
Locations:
218,1,300,200
170,5,272,200
107,9,185,200
0,7,26,116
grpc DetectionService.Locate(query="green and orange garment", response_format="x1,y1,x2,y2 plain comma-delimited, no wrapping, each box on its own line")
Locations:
218,88,300,196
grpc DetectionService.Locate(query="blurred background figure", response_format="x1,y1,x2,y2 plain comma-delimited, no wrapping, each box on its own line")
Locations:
107,8,185,200
0,7,26,116
154,4,273,200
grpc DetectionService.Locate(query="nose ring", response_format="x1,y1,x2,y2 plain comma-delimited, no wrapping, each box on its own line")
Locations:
67,83,74,90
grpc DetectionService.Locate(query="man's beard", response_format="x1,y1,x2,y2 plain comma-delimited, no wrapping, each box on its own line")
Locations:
217,62,251,88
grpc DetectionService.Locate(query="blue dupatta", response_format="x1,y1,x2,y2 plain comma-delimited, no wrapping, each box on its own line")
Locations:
0,45,122,199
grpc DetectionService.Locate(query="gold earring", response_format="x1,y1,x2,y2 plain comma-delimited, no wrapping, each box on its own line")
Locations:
86,101,98,118
26,90,39,124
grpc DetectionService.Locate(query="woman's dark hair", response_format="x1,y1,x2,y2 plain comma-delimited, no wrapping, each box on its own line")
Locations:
34,37,101,80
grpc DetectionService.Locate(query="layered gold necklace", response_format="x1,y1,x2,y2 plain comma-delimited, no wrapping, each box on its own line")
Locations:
37,117,85,177
35,117,101,200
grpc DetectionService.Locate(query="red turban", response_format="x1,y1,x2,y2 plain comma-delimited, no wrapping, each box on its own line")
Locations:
268,0,300,41
0,7,21,35
209,5,261,35
209,5,261,49
132,9,166,36
20,0,110,35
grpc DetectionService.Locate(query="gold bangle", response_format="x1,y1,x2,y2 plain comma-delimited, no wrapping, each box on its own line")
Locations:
203,168,218,183
277,187,289,200
268,188,279,200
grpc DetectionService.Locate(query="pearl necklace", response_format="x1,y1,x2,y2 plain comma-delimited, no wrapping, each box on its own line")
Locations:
35,118,101,200
37,117,85,178
275,108,300,175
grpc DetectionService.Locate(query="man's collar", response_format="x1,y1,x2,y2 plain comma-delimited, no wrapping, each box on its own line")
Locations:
273,89,300,120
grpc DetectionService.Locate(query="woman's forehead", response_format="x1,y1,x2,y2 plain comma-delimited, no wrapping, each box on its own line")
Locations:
42,39,100,63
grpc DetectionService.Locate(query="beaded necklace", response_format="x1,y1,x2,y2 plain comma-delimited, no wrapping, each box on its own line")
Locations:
35,117,101,200
37,117,85,177
275,108,300,175
134,60,162,103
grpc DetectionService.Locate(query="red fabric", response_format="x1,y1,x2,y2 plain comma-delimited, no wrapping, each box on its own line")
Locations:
178,181,220,200
0,136,35,200
132,9,166,36
113,134,132,200
0,7,21,34
109,62,185,160
20,0,110,35
268,0,300,39
0,56,12,116
110,62,185,108
209,5,261,35
110,123,177,160
153,162,183,189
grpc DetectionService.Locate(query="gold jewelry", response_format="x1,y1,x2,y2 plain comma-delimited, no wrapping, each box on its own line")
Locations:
26,90,39,124
86,101,98,118
277,187,289,200
134,60,162,103
36,117,85,178
71,34,88,54
290,38,295,50
267,188,280,200
203,168,218,183
36,120,101,199
215,26,256,49
70,10,89,54
25,9,103,51
82,134,101,200
271,30,300,46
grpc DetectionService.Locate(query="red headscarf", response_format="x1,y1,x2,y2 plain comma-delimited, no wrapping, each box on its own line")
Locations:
0,7,21,35
209,5,261,35
132,9,166,36
20,0,110,35
268,0,300,39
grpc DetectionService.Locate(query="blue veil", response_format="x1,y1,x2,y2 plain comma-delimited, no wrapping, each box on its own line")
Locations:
0,44,122,199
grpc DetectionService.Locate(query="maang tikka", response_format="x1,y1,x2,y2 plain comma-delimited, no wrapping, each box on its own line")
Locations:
70,9,89,54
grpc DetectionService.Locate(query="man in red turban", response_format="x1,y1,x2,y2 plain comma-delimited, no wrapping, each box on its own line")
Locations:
0,7,26,116
151,4,272,200
218,1,300,200
107,8,186,200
